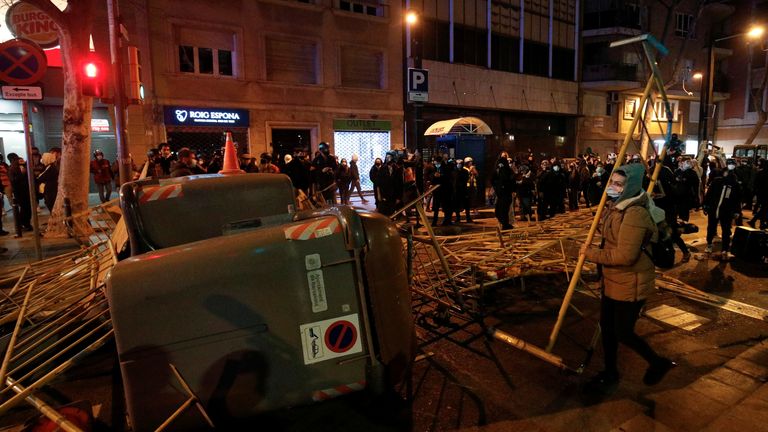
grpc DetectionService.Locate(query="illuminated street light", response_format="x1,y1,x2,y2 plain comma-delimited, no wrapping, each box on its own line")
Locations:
405,10,418,26
692,72,703,80
747,25,765,39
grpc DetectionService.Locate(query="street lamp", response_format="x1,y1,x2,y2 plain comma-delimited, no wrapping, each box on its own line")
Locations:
697,24,765,163
405,9,422,152
405,10,418,26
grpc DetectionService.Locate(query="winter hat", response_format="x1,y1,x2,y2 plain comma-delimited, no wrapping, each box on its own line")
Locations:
614,163,645,203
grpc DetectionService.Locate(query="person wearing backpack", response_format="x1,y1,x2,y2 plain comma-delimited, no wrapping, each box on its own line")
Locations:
580,163,675,391
703,160,742,260
654,157,692,263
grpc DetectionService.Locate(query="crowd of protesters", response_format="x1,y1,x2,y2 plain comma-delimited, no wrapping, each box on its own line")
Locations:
2,133,767,256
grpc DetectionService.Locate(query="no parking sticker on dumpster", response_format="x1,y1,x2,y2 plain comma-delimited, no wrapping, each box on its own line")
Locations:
299,313,363,365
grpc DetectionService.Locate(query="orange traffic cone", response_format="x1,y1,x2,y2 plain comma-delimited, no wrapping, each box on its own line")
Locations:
219,132,245,175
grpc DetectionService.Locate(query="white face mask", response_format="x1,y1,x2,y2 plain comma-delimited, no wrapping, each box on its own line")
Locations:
727,164,736,171
553,166,560,172
606,185,623,200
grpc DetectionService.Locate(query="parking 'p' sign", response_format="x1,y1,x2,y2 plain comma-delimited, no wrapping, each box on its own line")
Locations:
408,68,428,103
0,39,47,86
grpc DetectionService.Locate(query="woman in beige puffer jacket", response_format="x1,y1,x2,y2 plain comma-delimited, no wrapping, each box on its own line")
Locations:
582,163,674,390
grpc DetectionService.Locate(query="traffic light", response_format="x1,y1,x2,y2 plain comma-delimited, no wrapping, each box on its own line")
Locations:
80,57,105,98
127,46,144,104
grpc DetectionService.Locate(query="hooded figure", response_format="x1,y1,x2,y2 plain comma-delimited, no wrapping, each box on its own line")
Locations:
582,163,674,390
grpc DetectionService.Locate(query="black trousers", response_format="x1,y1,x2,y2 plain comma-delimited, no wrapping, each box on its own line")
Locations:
495,195,512,227
601,296,661,374
706,212,733,252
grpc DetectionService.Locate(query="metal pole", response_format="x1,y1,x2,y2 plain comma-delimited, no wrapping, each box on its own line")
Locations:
697,42,714,163
108,0,131,185
22,101,42,261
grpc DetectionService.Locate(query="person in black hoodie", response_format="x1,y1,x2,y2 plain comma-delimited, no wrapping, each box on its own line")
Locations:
369,158,383,208
492,153,514,229
703,159,742,260
8,153,32,233
376,153,403,216
748,158,768,229
431,155,454,226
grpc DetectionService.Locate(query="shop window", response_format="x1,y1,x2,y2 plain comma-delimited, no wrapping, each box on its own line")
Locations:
176,25,236,77
334,131,390,190
340,45,384,89
675,13,693,38
265,37,318,84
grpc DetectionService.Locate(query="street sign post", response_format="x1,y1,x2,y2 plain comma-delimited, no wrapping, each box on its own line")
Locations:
0,39,47,261
408,68,429,103
1,85,43,100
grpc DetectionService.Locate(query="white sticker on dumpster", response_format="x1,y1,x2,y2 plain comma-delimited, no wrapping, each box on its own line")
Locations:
300,313,363,365
307,270,328,312
305,253,322,270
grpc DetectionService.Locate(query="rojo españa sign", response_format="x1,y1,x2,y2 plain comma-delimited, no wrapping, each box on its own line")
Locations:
163,106,250,127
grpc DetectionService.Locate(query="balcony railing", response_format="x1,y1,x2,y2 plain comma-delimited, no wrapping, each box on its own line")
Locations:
583,63,639,82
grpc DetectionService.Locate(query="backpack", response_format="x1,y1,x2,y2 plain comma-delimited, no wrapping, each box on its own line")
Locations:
640,201,675,268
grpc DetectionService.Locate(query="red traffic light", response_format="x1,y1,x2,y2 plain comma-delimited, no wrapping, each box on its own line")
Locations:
80,57,105,98
84,62,99,78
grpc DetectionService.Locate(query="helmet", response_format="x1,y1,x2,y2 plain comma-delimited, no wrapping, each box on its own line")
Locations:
463,156,473,164
319,142,330,153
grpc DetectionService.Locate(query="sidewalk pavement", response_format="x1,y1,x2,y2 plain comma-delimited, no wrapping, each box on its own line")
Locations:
0,194,109,267
458,339,768,432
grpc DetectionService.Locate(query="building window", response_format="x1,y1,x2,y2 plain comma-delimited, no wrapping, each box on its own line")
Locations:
675,13,694,38
177,45,233,76
652,99,679,121
265,37,318,84
552,46,575,81
523,41,549,77
421,18,450,63
340,45,384,89
748,88,763,112
491,33,519,72
338,0,384,17
454,25,487,67
175,25,236,77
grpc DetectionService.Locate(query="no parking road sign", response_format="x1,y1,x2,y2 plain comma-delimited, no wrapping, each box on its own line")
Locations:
0,39,47,86
299,313,364,365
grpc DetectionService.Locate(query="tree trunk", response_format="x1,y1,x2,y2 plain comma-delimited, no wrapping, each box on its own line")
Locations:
18,0,97,238
46,38,93,237
32,0,97,238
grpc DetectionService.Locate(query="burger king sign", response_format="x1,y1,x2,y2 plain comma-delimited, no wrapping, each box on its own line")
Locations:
6,1,59,48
